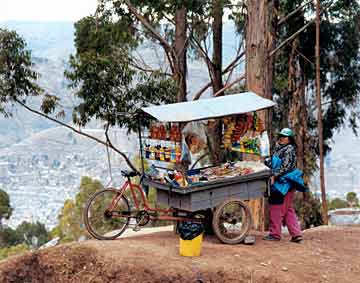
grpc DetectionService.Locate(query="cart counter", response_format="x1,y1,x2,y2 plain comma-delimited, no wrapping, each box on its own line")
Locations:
143,170,271,211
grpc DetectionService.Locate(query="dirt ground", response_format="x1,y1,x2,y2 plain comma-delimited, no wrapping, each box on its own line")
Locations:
0,225,359,283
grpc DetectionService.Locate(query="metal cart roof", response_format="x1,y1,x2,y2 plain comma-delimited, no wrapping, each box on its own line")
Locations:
141,92,276,122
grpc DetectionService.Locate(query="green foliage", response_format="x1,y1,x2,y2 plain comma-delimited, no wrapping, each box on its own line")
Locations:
328,193,359,210
0,222,50,249
328,197,348,210
52,177,103,242
273,0,360,160
0,227,17,248
66,11,177,130
227,0,247,34
0,29,42,115
0,244,29,261
346,192,359,207
108,0,206,26
294,192,323,229
15,221,50,248
0,189,12,224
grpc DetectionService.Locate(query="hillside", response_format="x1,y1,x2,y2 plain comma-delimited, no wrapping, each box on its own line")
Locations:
0,125,138,228
0,226,359,283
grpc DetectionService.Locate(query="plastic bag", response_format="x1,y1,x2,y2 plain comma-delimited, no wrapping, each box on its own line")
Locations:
178,221,204,240
259,131,270,157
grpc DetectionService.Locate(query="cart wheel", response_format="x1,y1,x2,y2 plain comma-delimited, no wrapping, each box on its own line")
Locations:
212,199,252,245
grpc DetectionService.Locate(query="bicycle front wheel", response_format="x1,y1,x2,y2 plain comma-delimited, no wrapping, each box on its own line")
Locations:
84,188,130,240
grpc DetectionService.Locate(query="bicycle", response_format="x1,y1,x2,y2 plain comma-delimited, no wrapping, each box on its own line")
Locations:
84,169,253,243
83,170,201,240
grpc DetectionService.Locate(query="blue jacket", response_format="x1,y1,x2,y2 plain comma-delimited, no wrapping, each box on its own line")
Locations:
271,156,309,195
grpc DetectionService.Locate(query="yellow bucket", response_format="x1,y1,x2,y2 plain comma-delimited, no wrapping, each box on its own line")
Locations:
179,233,203,257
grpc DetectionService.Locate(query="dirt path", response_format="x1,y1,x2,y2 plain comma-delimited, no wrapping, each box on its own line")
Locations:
0,226,359,283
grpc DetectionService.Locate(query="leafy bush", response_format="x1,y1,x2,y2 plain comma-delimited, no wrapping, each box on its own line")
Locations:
294,192,323,229
0,244,29,261
0,222,50,249
328,198,348,210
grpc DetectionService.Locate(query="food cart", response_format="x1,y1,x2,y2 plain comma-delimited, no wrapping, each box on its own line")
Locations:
139,92,275,244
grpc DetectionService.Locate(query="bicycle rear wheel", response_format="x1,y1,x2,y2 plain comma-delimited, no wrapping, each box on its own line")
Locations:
84,188,130,240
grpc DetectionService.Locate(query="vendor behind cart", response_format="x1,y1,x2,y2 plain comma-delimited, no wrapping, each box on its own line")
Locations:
179,123,208,171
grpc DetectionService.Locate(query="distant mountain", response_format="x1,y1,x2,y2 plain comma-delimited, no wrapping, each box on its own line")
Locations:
0,21,243,148
0,126,138,228
0,21,358,229
0,22,76,148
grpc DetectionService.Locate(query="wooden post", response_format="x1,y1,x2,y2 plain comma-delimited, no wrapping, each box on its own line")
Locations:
315,0,328,224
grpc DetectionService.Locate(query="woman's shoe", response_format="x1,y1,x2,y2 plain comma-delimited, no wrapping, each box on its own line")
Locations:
263,234,280,241
290,235,303,243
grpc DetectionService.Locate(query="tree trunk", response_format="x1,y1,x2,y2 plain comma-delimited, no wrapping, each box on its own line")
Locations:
174,5,188,102
246,0,278,231
207,0,224,164
212,0,223,94
288,41,307,172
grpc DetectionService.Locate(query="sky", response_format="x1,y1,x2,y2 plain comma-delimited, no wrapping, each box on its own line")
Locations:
0,0,97,22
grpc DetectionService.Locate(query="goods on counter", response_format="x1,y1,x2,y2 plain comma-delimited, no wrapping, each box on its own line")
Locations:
144,122,182,166
186,161,267,184
198,163,253,181
148,161,268,188
253,112,266,132
144,141,182,163
170,124,182,142
223,114,252,148
223,113,265,155
175,171,188,187
148,123,181,142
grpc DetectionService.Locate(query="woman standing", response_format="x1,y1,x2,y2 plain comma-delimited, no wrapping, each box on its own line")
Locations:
263,128,303,243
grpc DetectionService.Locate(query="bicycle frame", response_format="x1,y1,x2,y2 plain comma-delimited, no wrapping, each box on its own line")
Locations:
119,179,172,214
111,178,202,223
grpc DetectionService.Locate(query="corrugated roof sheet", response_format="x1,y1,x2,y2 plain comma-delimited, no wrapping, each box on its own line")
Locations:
141,92,276,122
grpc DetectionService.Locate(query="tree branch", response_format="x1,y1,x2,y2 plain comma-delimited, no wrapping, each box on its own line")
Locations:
192,81,212,100
269,20,314,57
122,0,175,73
278,0,312,26
286,41,314,66
15,98,138,173
213,75,245,97
270,1,334,57
223,51,245,75
191,37,214,72
192,51,245,101
129,61,172,77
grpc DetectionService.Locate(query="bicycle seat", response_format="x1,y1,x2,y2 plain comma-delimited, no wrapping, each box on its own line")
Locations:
121,170,139,178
